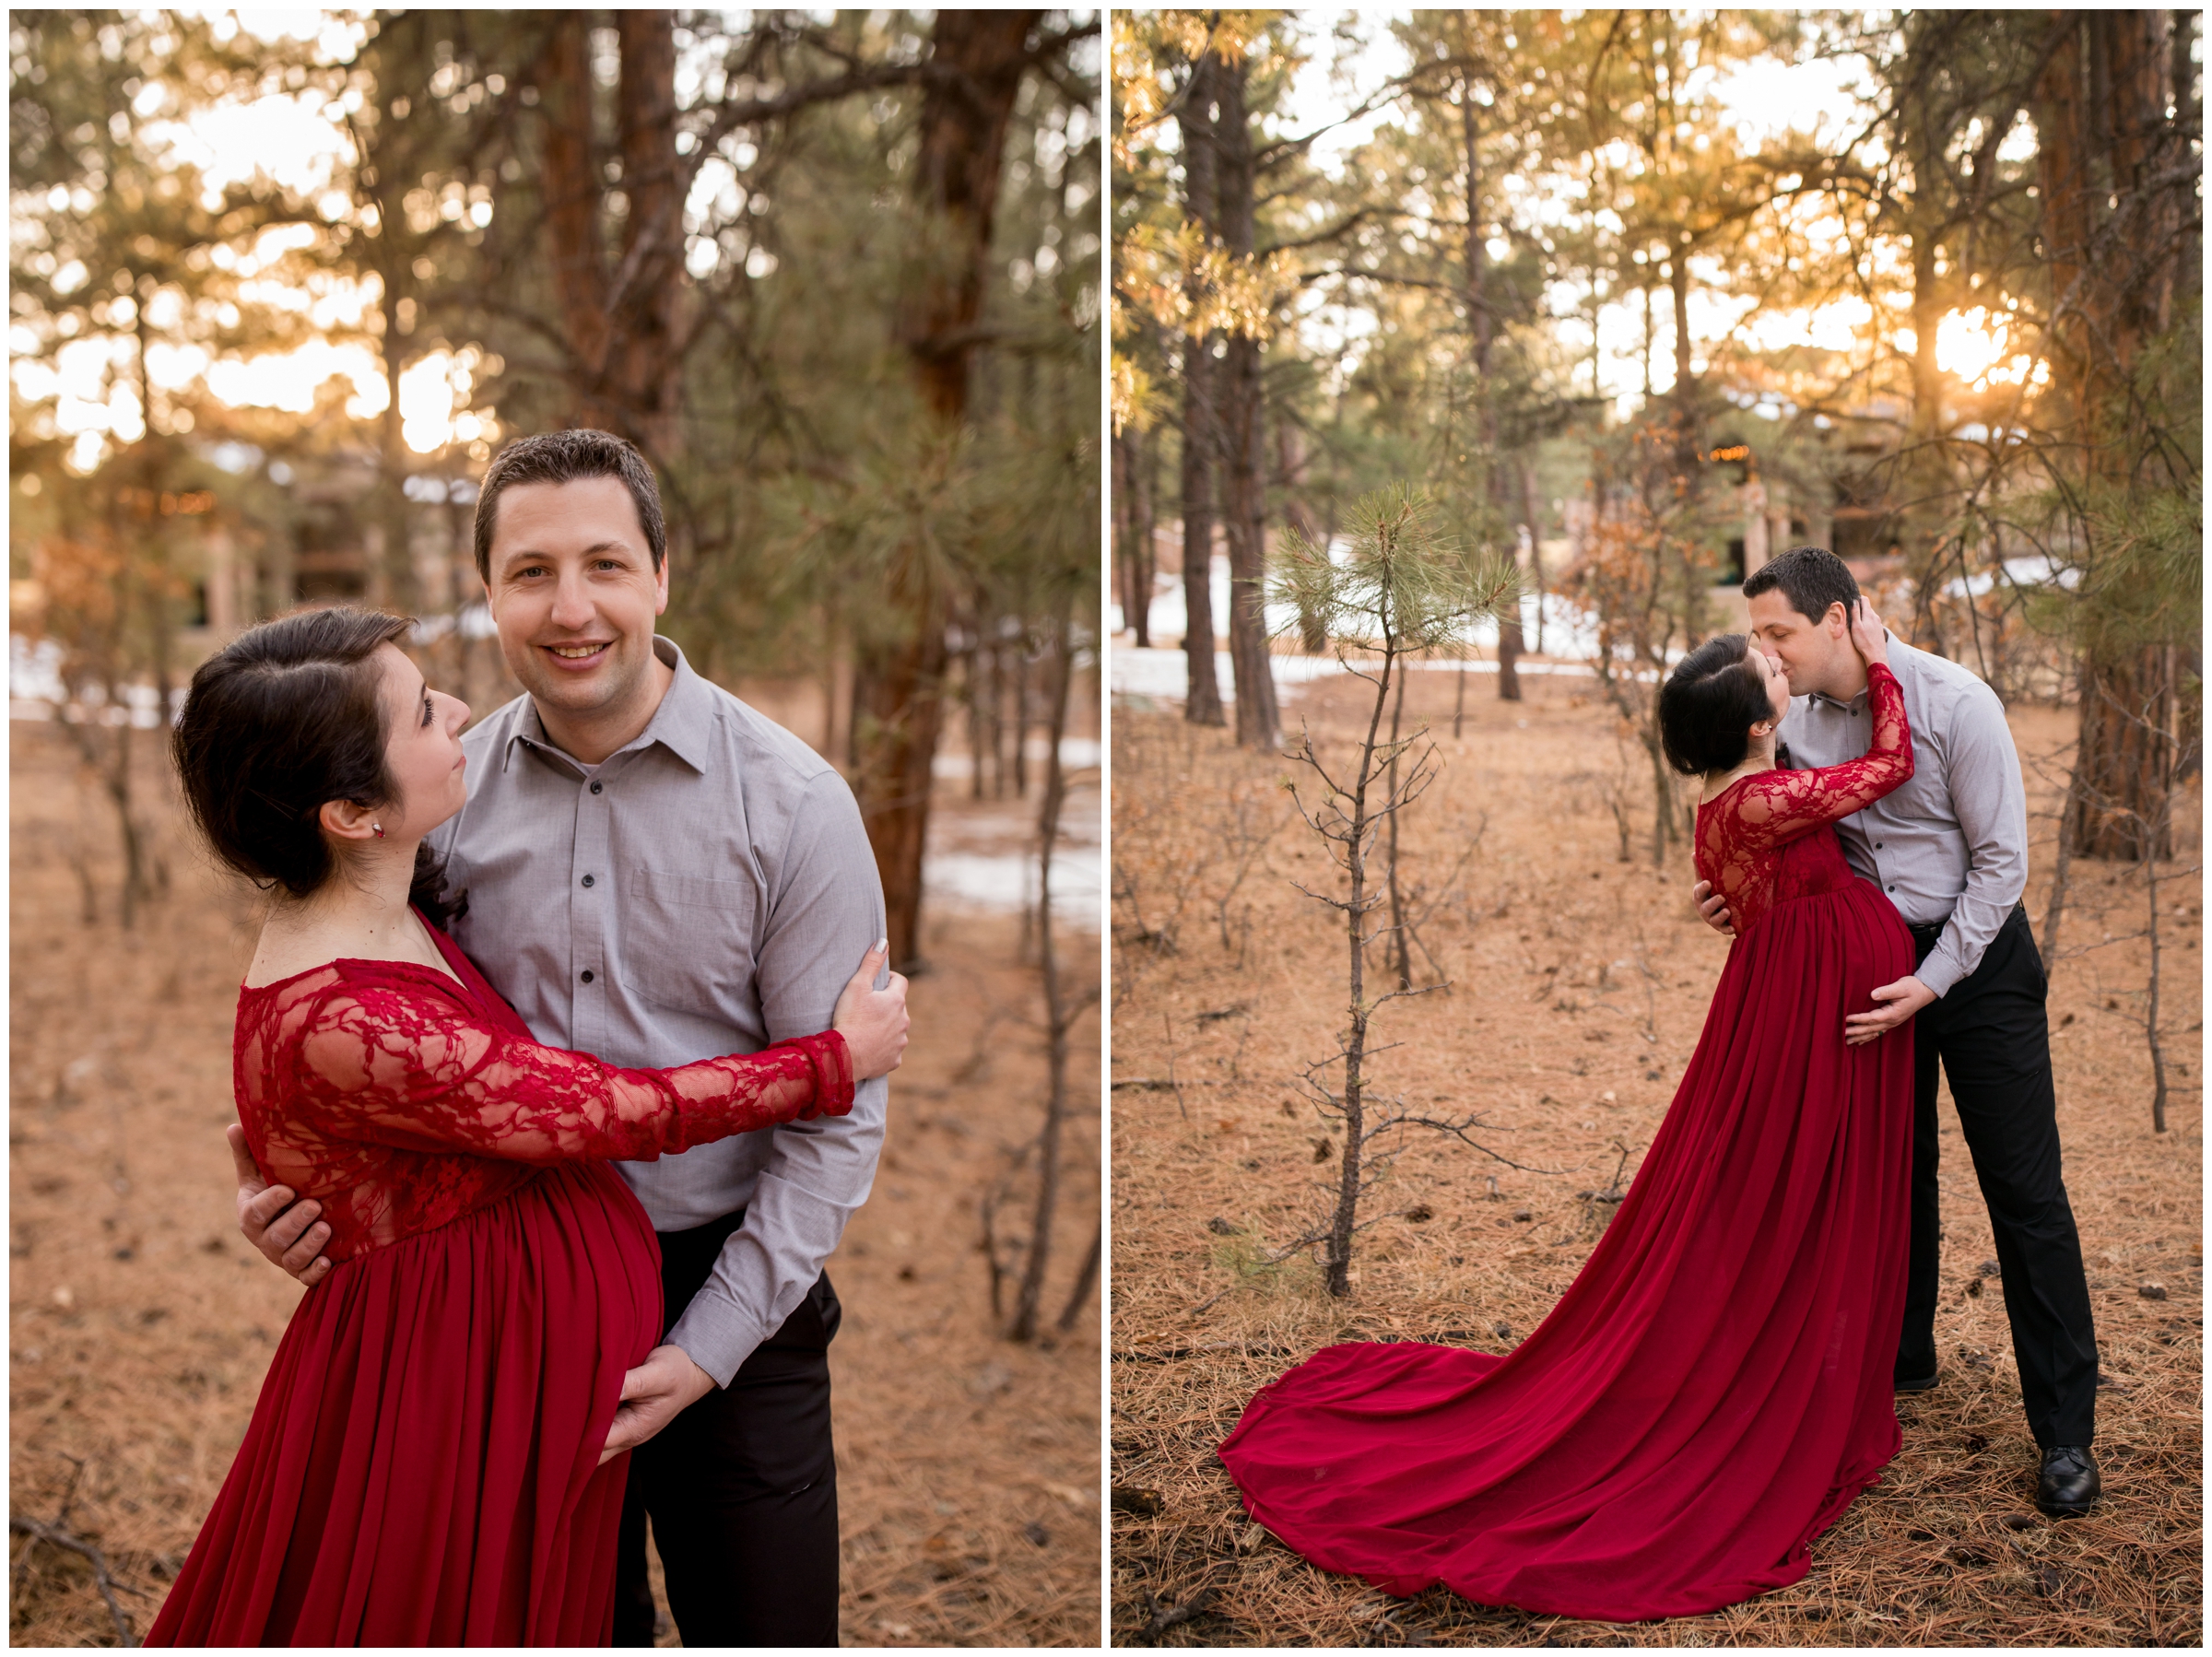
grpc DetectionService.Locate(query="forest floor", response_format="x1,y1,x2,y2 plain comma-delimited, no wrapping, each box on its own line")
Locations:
8,718,1102,1647
1109,664,2202,1648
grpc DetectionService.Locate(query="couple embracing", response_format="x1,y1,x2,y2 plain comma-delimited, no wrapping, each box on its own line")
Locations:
1221,547,2102,1620
148,429,899,1645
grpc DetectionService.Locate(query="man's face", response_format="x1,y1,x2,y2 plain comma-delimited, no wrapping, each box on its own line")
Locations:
483,475,668,725
1747,589,1851,700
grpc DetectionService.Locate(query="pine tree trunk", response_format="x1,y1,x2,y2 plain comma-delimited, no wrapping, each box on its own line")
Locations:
1462,71,1523,703
1214,53,1280,750
1008,605,1077,1340
2041,14,2183,860
1904,215,1950,651
853,9,1038,969
1176,51,1226,727
608,10,684,461
1385,666,1412,991
1523,459,1547,656
1113,429,1136,638
1130,425,1156,649
540,19,614,423
1324,647,1393,1299
2072,647,2178,860
365,293,417,627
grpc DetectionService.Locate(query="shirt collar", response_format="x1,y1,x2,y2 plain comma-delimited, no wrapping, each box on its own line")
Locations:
500,636,714,776
1807,631,1910,714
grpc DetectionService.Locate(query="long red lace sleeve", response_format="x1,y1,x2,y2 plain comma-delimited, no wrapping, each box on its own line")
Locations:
1694,663,1912,941
1717,663,1912,852
288,981,854,1164
234,954,857,1263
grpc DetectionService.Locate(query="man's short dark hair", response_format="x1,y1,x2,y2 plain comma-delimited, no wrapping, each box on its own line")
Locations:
1741,545,1859,627
472,429,666,582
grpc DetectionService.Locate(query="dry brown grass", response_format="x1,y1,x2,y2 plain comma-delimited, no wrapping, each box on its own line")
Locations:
8,721,1103,1647
1109,665,2201,1647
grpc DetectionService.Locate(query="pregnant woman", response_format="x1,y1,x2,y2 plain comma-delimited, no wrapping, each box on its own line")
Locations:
1220,600,1916,1620
146,607,908,1645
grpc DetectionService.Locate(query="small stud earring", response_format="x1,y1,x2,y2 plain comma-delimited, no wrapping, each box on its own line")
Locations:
372,823,385,840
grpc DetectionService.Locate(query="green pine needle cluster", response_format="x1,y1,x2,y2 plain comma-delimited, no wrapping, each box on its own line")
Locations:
1268,483,1519,661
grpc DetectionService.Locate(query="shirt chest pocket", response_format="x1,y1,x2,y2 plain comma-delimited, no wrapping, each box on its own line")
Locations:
1885,748,1953,824
619,867,759,1018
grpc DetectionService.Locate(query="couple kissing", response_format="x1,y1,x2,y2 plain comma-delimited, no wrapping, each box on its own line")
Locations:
1220,546,2100,1620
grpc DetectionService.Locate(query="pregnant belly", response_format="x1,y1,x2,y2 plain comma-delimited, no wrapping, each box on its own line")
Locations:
1728,876,1915,1006
298,1159,665,1391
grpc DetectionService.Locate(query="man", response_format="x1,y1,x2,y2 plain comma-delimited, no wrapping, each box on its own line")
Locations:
1692,545,2100,1519
232,429,886,1642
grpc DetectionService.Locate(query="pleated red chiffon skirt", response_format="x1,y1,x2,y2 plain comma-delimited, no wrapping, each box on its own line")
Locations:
147,1161,662,1645
1219,879,1917,1621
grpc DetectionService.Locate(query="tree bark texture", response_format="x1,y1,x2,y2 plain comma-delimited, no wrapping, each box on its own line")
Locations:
1112,427,1134,629
1213,53,1281,750
608,10,685,460
535,15,686,457
898,11,1038,417
1324,654,1390,1298
538,19,612,411
1462,75,1522,701
1008,605,1077,1341
1114,427,1158,647
1131,425,1157,649
376,286,416,617
1669,249,1693,401
853,9,1038,968
1176,49,1226,726
2072,649,2179,859
2038,12,2185,860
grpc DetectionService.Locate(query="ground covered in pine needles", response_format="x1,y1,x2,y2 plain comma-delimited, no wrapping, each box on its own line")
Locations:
1109,664,2201,1648
8,721,1102,1647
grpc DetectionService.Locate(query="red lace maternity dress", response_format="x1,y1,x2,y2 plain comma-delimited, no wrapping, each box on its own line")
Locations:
1220,663,1919,1620
147,920,853,1646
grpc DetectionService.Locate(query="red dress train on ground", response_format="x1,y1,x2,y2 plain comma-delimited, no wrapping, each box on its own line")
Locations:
146,921,852,1646
1219,663,1920,1621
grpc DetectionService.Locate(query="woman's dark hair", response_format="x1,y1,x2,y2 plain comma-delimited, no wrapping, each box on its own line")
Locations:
1658,633,1774,776
171,605,465,928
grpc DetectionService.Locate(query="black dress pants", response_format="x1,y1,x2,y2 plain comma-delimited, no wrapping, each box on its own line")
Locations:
1896,905,2099,1447
612,1209,841,1647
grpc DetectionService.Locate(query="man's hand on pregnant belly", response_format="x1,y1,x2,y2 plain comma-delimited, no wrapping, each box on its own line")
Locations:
1844,974,1936,1046
600,1344,717,1464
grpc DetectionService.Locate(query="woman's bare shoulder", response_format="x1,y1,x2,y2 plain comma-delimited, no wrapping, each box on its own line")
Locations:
243,918,460,992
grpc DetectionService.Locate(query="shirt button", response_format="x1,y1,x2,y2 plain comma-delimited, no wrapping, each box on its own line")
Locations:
581,874,595,887
581,970,595,984
590,781,603,794
1875,841,1883,850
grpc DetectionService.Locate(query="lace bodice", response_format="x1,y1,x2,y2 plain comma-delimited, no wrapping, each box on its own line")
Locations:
1693,663,1913,939
232,919,853,1263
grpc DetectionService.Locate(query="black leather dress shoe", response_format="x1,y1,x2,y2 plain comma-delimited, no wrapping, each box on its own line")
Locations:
2036,1445,2101,1517
1893,1367,1938,1393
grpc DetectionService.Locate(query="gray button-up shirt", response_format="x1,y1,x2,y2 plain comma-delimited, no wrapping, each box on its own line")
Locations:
425,636,888,1385
1781,635,2028,998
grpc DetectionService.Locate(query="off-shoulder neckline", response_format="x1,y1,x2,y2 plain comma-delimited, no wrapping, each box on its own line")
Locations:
240,956,468,997
1696,770,1767,811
